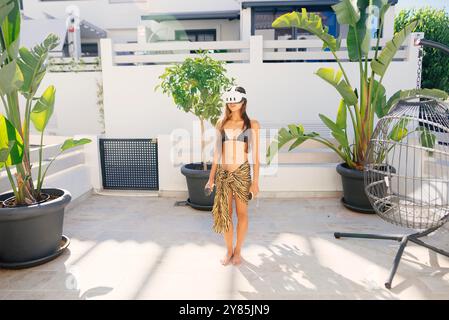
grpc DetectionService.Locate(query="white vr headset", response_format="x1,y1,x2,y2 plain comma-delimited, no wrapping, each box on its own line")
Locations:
222,86,247,103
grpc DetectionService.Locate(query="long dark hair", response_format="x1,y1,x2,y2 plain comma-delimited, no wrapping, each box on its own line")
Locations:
219,86,251,132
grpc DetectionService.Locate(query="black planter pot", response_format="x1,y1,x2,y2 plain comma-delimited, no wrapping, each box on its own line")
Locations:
336,163,374,214
181,163,215,211
0,188,72,269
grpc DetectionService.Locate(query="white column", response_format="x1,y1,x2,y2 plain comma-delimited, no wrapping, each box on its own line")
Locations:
250,35,263,64
80,134,104,191
137,25,149,44
240,7,252,41
99,39,114,137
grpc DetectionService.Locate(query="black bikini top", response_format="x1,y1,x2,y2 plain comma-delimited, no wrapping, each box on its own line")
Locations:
221,127,250,143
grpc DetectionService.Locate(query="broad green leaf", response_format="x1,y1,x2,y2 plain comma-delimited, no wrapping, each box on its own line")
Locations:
316,67,358,106
30,85,55,132
385,88,449,113
0,0,14,30
371,20,418,77
0,113,23,167
0,60,23,95
1,0,20,49
346,1,389,61
388,119,409,142
336,99,347,129
419,129,436,149
6,37,19,59
332,130,349,147
289,136,308,151
319,113,341,133
18,34,60,98
272,8,338,51
332,0,360,26
371,79,387,118
267,124,310,163
60,138,92,152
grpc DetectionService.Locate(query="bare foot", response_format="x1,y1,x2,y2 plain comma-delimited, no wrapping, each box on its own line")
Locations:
221,252,233,266
231,253,242,265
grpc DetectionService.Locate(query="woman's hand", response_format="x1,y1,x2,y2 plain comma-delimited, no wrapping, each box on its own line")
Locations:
249,181,259,198
207,177,215,188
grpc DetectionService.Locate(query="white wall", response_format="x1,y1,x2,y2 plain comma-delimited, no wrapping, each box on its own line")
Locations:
23,0,240,42
29,72,104,136
100,35,421,194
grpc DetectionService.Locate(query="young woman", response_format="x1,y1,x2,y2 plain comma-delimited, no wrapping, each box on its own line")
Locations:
207,86,260,266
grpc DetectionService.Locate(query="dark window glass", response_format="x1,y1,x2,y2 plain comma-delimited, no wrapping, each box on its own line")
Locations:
81,43,98,57
175,29,216,42
253,6,339,39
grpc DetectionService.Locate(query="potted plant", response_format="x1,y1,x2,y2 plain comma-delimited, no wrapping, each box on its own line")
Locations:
0,0,91,268
266,0,447,213
155,51,234,210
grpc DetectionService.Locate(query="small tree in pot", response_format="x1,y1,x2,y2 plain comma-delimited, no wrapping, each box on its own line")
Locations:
155,51,235,210
266,0,448,213
0,0,91,268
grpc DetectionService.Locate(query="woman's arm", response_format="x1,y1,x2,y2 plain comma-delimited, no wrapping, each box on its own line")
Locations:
208,122,222,186
250,120,260,196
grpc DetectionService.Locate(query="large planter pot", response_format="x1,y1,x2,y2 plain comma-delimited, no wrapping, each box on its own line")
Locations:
0,188,72,269
181,163,215,211
336,163,374,214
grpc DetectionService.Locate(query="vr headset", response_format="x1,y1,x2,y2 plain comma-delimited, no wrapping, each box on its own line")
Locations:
222,86,247,103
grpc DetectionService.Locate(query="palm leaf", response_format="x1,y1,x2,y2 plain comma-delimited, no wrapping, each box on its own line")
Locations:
60,138,92,152
1,0,20,51
30,85,55,132
0,113,23,167
316,67,358,106
17,33,59,99
266,124,316,164
272,8,339,51
371,20,418,77
0,59,23,95
332,0,360,26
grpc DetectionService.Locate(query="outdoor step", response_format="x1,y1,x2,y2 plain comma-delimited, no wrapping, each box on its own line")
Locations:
276,149,340,164
0,149,85,193
260,162,342,192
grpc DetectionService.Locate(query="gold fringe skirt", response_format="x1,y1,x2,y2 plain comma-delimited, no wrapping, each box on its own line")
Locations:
212,161,251,234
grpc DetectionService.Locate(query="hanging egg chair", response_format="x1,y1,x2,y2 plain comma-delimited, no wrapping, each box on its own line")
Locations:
335,38,449,289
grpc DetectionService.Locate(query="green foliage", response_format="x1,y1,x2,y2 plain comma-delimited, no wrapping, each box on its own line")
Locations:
155,50,234,125
395,7,449,93
0,113,22,167
0,1,91,205
155,50,235,169
267,2,446,170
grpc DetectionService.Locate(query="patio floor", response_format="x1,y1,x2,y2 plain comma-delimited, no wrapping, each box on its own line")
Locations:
1,193,449,300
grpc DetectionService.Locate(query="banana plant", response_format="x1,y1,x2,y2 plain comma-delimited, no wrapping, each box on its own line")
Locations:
266,0,448,170
0,0,91,206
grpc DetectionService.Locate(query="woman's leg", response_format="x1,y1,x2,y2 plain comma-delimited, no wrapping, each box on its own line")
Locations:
232,197,249,265
221,190,234,265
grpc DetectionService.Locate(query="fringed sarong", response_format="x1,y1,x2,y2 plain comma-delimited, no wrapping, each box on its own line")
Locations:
212,161,251,234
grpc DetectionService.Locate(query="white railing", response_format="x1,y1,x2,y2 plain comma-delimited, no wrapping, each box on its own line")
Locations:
112,40,250,65
100,35,413,66
264,39,408,62
48,57,102,72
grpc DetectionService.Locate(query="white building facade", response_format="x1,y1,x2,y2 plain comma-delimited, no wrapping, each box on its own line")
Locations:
22,0,397,56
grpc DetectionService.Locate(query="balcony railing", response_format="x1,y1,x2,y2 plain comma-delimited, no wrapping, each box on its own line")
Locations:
100,35,412,66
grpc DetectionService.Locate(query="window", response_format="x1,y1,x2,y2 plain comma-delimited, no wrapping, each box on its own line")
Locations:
81,43,98,57
175,29,216,42
253,6,339,40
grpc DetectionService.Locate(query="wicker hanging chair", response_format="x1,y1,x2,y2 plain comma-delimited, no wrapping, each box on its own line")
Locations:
335,38,449,289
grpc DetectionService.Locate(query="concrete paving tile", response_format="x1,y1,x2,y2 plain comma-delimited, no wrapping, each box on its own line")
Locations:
0,194,448,299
